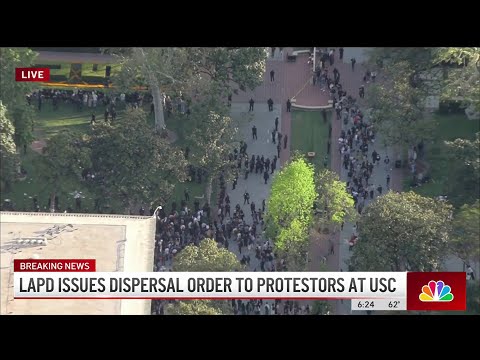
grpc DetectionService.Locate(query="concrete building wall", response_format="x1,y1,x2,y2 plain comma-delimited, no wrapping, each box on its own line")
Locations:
0,212,156,315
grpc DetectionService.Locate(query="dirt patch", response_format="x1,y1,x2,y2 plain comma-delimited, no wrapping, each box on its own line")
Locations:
30,140,47,154
308,227,338,271
159,129,178,144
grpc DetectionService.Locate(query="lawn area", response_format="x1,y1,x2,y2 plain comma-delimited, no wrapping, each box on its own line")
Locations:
2,102,209,214
34,101,128,139
405,112,480,198
290,110,331,170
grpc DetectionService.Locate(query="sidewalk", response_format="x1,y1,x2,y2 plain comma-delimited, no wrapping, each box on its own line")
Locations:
330,48,403,314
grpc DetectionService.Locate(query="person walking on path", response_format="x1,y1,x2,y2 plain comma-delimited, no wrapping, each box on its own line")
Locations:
283,134,288,149
263,171,270,184
286,99,291,112
275,117,279,131
249,98,255,112
268,98,274,111
243,191,250,205
272,129,277,144
377,185,383,195
384,155,390,171
359,85,365,99
386,174,390,188
339,47,344,60
270,70,275,82
372,150,378,165
271,156,277,174
329,49,335,66
252,125,257,140
351,57,356,71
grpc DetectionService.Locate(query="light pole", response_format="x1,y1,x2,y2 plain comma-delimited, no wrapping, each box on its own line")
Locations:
152,206,162,218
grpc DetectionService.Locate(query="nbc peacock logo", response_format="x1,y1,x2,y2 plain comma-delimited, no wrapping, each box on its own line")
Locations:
419,280,454,302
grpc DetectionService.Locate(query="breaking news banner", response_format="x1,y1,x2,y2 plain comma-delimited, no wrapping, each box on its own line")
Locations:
13,260,467,311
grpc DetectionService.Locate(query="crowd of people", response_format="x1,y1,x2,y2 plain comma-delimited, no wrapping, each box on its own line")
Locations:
151,127,285,314
26,88,150,112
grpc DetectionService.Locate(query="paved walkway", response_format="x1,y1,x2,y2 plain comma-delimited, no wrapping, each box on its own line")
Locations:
229,47,405,315
329,48,403,314
223,103,282,314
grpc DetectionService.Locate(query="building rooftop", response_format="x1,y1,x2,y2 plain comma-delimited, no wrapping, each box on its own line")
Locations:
1,211,156,315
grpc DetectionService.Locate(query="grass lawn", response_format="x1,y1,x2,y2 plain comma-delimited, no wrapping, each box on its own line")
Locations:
290,109,331,170
404,112,480,198
3,102,209,214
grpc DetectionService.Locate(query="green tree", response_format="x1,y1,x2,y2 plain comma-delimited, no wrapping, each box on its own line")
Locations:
367,47,434,74
311,300,333,315
0,102,19,191
450,201,480,265
187,95,238,204
315,169,356,230
110,47,267,131
433,47,480,112
265,158,316,250
87,108,187,213
368,47,480,113
173,238,242,272
170,239,242,315
39,130,92,211
165,300,225,315
111,48,190,131
442,133,480,206
187,47,268,95
0,47,38,148
366,61,435,147
349,192,453,272
276,218,310,271
466,282,480,315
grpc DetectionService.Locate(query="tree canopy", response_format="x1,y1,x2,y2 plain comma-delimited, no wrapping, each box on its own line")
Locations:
0,102,18,190
366,61,435,147
173,238,242,272
315,169,356,228
433,47,480,112
165,300,225,315
187,94,238,204
0,47,38,147
443,132,480,207
349,192,453,272
265,158,317,251
368,47,480,112
110,47,268,130
450,200,480,265
40,130,92,210
169,239,241,315
87,108,187,212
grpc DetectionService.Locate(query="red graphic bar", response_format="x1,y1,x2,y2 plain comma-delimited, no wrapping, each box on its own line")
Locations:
15,67,50,82
14,259,96,272
407,272,466,311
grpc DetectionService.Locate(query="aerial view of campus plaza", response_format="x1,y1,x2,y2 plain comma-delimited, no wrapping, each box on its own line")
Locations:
0,47,479,315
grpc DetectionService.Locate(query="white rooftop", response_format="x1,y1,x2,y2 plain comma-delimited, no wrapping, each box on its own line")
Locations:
1,211,156,315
